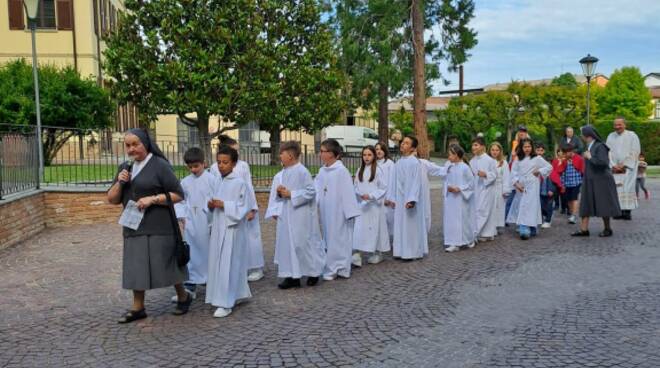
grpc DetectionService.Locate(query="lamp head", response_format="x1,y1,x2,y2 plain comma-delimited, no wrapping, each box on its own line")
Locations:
23,0,39,21
579,54,599,78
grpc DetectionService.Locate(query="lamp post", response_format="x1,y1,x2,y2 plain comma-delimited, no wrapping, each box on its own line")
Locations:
579,54,599,126
24,0,43,187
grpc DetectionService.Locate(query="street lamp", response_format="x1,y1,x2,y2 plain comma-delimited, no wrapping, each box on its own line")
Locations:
579,54,599,126
24,0,44,187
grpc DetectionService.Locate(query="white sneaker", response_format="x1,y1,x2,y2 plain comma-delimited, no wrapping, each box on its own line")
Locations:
171,289,196,303
351,253,363,267
541,222,551,229
367,253,383,264
322,274,336,281
247,269,264,282
465,242,476,249
445,245,460,253
478,236,494,242
568,215,577,224
213,307,232,318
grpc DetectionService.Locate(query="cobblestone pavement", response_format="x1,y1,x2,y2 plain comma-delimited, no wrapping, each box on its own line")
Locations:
2,179,660,368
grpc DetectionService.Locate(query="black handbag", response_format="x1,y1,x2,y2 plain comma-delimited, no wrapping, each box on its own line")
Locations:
165,192,190,268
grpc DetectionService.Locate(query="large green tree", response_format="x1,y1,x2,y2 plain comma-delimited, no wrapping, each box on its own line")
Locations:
596,66,652,123
0,59,115,165
104,0,262,159
247,0,345,164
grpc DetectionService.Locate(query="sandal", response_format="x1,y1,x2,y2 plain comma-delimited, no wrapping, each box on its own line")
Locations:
172,293,193,316
117,308,147,324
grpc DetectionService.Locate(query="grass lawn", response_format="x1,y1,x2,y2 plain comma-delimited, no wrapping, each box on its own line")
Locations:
647,167,660,178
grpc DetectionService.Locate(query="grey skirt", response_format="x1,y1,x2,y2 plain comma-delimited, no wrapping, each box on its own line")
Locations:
122,235,188,290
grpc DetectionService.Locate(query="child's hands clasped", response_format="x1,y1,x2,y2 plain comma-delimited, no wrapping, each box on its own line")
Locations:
208,199,224,209
276,185,291,199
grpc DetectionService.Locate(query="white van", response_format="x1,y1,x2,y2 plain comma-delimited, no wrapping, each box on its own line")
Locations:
321,126,396,153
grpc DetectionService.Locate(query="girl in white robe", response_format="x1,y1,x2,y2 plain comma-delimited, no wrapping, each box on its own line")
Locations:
506,139,552,240
376,143,396,237
386,136,428,260
353,146,389,266
489,142,511,231
265,142,325,289
206,147,252,318
316,139,361,280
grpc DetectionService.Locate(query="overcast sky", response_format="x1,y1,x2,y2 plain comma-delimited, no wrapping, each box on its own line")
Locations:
432,0,660,92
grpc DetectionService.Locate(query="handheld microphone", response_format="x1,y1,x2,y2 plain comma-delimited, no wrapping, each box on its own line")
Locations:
119,159,134,185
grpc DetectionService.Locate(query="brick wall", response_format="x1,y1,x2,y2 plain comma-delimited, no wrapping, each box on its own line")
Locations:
0,192,46,250
1,190,272,250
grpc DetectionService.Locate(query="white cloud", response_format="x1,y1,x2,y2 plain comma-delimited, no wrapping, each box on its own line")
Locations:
471,0,660,43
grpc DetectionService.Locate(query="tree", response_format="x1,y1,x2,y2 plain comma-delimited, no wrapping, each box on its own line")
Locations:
0,60,115,165
411,0,477,158
334,0,410,141
104,0,262,160
596,66,652,123
247,0,345,164
551,73,578,89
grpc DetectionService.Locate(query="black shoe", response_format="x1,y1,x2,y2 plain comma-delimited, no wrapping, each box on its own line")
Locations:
571,230,590,237
599,229,613,237
118,308,147,324
172,293,193,316
623,214,632,221
306,277,319,286
613,215,625,220
278,277,301,289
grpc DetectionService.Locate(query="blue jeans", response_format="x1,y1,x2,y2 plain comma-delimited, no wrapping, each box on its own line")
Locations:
540,195,554,223
518,225,537,238
505,189,517,219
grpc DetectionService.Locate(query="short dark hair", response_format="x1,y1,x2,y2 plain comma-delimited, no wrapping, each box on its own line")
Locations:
535,142,545,149
183,147,205,164
280,140,301,158
321,138,342,158
471,137,486,147
403,135,418,148
217,145,238,163
218,134,238,146
560,143,574,152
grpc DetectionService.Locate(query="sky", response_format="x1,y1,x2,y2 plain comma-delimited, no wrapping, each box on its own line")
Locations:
433,0,660,92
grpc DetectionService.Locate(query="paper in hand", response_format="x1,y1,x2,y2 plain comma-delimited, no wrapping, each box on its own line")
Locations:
118,200,145,230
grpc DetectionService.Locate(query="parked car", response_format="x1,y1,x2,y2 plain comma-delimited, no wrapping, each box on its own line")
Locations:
321,126,396,153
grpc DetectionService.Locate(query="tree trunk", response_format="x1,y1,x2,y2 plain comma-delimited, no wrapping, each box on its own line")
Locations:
411,0,429,158
195,112,212,164
378,83,389,142
269,125,281,166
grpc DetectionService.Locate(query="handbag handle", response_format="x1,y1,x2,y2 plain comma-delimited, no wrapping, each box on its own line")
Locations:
164,192,184,242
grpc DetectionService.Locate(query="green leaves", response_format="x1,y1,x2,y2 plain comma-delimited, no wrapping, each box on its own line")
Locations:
596,66,653,123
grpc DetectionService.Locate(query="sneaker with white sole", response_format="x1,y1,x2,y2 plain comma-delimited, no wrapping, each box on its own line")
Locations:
465,242,476,249
367,253,383,264
322,274,336,281
445,245,460,253
247,269,264,282
351,253,363,267
568,215,577,224
541,222,551,229
171,289,196,303
213,307,232,318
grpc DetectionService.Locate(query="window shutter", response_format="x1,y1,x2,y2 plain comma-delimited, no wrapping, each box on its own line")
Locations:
8,0,25,30
56,0,73,30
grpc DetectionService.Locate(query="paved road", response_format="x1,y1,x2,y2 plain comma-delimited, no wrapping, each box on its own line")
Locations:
1,179,659,368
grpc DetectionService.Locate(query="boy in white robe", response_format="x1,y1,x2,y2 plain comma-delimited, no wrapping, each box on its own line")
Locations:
469,137,499,242
206,146,252,318
506,139,552,240
441,145,475,252
266,141,325,289
172,148,215,301
386,136,428,260
316,139,361,280
213,136,265,282
353,146,389,266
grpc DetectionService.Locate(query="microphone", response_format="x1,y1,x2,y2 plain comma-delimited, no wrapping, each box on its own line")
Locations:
119,159,134,185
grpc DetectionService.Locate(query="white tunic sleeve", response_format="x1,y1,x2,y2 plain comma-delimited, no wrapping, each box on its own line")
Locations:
223,181,250,226
265,172,283,219
458,164,474,200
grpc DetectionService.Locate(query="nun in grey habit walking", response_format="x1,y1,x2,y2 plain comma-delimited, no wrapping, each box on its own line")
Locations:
107,128,191,323
571,125,621,238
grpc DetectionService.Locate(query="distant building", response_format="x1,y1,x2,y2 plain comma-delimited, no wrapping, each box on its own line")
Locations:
645,73,660,120
482,73,609,91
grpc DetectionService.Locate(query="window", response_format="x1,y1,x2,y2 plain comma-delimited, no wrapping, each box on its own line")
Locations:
176,118,199,152
35,0,56,29
346,116,355,126
656,101,660,119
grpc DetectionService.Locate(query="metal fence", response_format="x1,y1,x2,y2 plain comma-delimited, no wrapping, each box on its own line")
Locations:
0,128,40,198
0,125,378,197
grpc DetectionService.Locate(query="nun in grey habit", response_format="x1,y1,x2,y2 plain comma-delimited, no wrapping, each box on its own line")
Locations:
571,125,621,238
107,128,191,323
